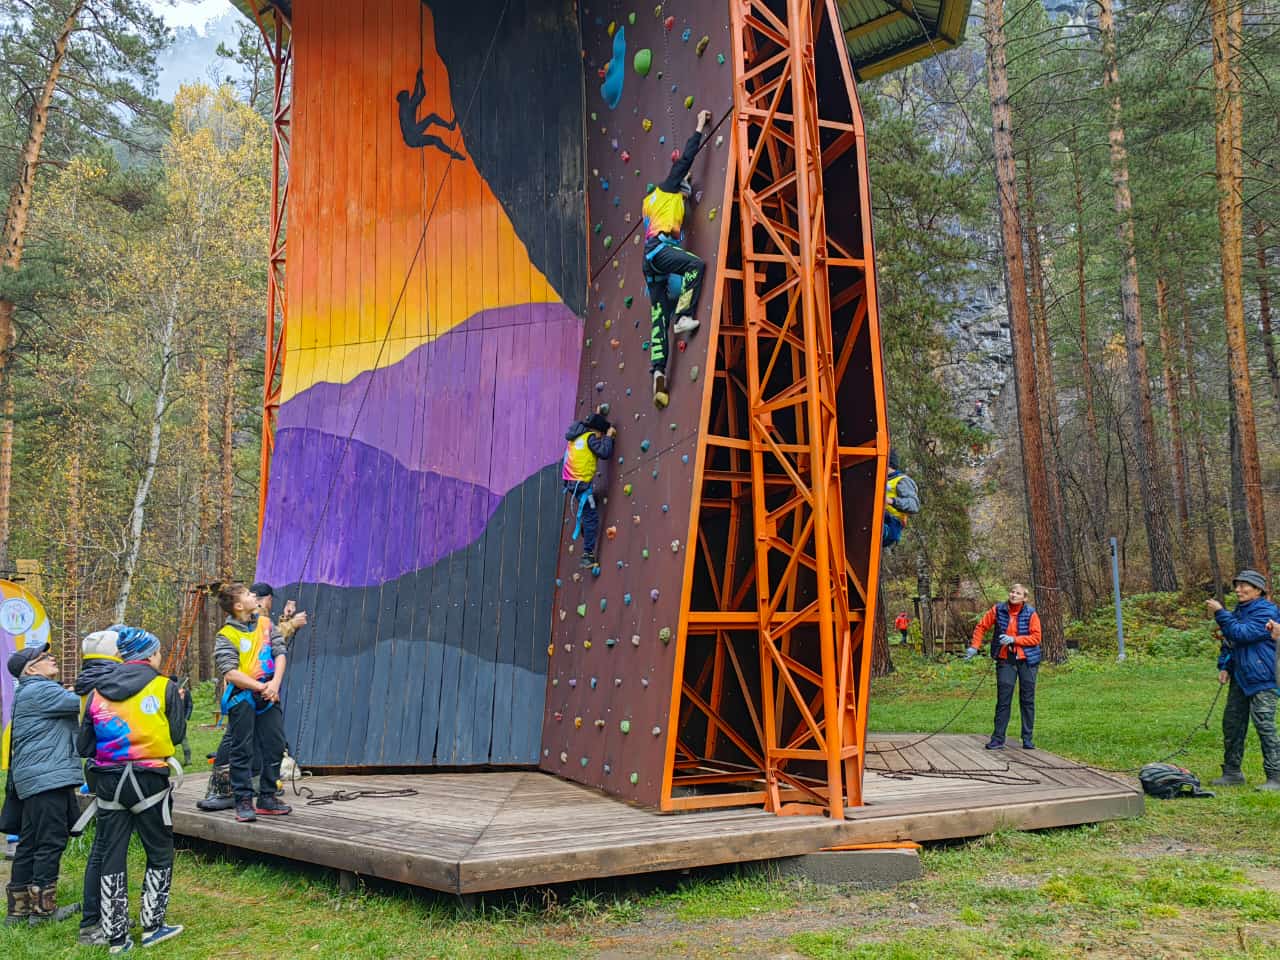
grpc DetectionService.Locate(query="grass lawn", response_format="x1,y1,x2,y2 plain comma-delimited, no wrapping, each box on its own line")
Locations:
3,644,1279,958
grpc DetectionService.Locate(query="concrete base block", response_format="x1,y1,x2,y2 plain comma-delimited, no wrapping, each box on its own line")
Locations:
773,847,922,887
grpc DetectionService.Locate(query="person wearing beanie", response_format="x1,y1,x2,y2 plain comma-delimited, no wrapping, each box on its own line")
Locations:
562,406,616,568
76,626,186,951
72,626,124,947
1208,570,1280,790
3,641,83,927
211,583,291,823
883,448,919,548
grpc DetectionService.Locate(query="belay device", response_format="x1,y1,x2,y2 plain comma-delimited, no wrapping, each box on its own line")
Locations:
1138,763,1214,799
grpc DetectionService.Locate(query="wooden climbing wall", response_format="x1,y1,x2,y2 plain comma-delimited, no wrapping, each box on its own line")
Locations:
258,0,586,767
540,0,734,806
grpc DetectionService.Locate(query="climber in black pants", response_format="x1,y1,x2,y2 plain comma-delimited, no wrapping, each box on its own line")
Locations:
642,109,712,408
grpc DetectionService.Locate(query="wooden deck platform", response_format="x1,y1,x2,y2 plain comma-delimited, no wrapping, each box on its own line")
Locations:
170,734,1142,894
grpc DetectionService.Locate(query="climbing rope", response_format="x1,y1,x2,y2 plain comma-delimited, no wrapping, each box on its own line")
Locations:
287,764,419,805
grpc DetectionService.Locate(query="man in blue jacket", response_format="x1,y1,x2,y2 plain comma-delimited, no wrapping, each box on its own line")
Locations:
1208,569,1280,791
4,641,83,926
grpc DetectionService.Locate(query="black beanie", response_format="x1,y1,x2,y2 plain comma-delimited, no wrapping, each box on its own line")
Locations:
586,413,611,433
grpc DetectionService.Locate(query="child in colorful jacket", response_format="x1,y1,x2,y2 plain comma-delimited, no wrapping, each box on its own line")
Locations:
562,409,616,568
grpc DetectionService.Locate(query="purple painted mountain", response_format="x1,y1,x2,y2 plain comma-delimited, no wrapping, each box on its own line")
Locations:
257,303,583,589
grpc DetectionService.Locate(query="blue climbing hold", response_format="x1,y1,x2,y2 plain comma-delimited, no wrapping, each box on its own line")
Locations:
640,439,651,452
601,178,610,190
662,504,669,512
600,598,608,611
681,454,689,464
556,578,563,587
600,27,627,109
592,565,602,577
624,592,633,605
681,28,691,41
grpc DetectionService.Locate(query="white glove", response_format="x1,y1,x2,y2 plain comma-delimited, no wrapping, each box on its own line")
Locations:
963,646,978,660
999,634,1015,647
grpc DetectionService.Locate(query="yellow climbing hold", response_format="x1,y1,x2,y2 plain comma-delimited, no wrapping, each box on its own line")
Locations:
642,118,653,132
708,207,718,220
684,95,694,109
607,20,616,36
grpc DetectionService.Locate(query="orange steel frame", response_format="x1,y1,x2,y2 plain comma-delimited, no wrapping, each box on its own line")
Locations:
662,0,886,818
252,7,292,539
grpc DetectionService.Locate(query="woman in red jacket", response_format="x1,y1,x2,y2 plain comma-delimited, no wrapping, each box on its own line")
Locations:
965,583,1042,750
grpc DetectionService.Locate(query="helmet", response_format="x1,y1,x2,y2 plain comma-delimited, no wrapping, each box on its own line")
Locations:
1138,763,1213,799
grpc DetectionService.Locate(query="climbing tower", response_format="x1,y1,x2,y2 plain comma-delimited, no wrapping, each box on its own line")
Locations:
235,0,967,816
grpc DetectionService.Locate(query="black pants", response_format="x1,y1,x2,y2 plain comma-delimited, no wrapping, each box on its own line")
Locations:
11,786,78,887
95,768,174,944
643,241,705,373
565,482,600,555
993,659,1038,744
82,770,104,930
227,699,286,801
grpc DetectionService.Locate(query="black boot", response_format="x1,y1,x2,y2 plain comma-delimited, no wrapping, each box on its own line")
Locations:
196,764,234,811
28,882,79,924
5,883,31,926
1212,765,1246,786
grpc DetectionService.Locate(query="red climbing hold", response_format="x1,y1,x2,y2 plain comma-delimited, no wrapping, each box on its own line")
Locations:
620,150,631,163
677,339,687,352
670,148,680,161
664,15,675,30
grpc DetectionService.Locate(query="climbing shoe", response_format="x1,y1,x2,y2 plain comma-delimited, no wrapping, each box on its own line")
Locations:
5,883,31,926
255,795,292,816
672,315,700,335
1257,777,1280,792
234,798,257,822
141,923,184,947
196,764,234,811
580,552,598,568
1211,766,1246,786
653,370,669,409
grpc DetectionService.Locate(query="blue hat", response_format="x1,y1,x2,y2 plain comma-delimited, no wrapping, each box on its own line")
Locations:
116,626,160,662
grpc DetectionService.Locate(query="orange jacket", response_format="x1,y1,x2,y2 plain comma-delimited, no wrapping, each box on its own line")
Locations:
894,614,910,631
971,602,1041,662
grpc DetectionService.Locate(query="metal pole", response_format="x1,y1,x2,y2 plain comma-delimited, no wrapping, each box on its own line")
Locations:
1110,536,1125,661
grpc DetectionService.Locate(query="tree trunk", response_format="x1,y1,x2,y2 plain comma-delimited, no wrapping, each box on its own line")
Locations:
114,307,178,621
218,321,238,582
1227,376,1254,571
1022,155,1080,616
1179,284,1224,596
0,3,84,570
1212,0,1268,576
871,578,894,677
196,357,214,680
1097,0,1179,592
1155,277,1191,555
1257,221,1279,424
62,446,81,679
916,554,934,658
984,0,1065,664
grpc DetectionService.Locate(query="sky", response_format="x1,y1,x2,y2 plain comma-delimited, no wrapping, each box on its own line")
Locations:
144,0,243,100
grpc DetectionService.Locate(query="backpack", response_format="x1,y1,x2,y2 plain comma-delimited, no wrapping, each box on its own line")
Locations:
1138,763,1214,799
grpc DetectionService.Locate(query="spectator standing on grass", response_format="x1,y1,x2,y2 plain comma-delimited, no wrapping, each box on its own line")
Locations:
1208,570,1280,791
965,582,1042,750
894,612,910,645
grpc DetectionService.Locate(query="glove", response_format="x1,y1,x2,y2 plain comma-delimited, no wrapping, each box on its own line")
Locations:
963,647,978,660
999,634,1015,647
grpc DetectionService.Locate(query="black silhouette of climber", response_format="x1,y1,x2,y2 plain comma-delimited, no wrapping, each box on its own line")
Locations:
397,69,464,160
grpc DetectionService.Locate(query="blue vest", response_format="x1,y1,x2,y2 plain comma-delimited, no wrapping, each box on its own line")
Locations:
993,602,1041,666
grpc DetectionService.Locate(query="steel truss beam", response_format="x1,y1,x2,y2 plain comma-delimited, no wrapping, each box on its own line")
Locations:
665,0,887,818
252,9,292,540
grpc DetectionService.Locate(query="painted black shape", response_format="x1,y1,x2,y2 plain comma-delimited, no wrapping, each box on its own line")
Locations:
429,0,587,314
397,68,466,159
280,463,561,767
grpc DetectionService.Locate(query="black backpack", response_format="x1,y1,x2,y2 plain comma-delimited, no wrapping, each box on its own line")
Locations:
1138,763,1214,799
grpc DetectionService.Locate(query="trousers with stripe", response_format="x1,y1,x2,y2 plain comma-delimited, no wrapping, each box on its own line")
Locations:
643,240,705,373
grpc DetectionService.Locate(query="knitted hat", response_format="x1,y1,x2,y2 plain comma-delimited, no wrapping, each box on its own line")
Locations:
1233,569,1268,594
115,626,160,662
586,412,611,433
82,628,121,659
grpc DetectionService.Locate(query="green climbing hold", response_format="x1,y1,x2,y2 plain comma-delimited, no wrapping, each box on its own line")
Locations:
620,720,631,734
603,234,613,249
594,222,602,233
624,483,633,495
717,53,726,65
630,772,640,785
642,548,650,559
658,626,673,644
690,365,700,381
624,295,634,308
629,11,637,24
576,604,587,617
695,35,710,56
580,757,590,767
600,598,608,611
684,95,694,109
634,48,652,77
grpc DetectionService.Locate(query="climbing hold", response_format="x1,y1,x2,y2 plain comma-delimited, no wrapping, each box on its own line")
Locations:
642,118,652,132
568,678,577,688
633,48,652,77
690,365,700,381
621,149,631,164
696,35,710,56
624,295,634,308
717,53,725,64
646,182,655,192
664,15,675,30
642,339,650,350
599,402,611,415
595,380,605,392
684,95,694,109
662,504,669,512
642,548,649,559
603,234,613,248
633,514,641,525
580,757,590,768
555,578,563,587
681,28,691,41
708,207,718,221
591,675,599,687
576,604,587,617
671,540,680,553
650,588,660,601
595,718,606,728
600,598,608,612
606,524,618,540
659,626,673,644
594,222,602,233
611,138,618,150
547,643,555,657
605,637,618,647
601,27,627,109
601,179,609,190
652,725,662,736
641,677,649,687
670,422,678,430
624,483,633,495
616,560,624,569
592,564,601,577
626,387,633,396
604,763,612,773
553,711,563,721
629,11,636,24
671,149,680,161
591,112,598,121
615,677,623,687
564,643,572,652
677,339,687,352
640,439,651,452
583,639,592,650
560,751,568,763
681,454,689,464
610,337,621,349
559,609,567,621
623,592,632,605
607,20,616,36
574,715,583,728
551,677,558,686
651,469,658,478
715,135,723,148
630,772,640,785
620,720,631,734
653,4,662,17
658,136,665,144
631,635,641,646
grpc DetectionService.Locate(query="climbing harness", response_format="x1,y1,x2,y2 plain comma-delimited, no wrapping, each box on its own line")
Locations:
568,482,595,543
73,758,184,834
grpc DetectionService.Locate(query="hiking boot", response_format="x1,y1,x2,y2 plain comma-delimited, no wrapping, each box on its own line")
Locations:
79,923,109,946
28,883,78,924
672,315,700,335
1256,777,1280,792
141,923,184,947
255,795,292,816
196,764,234,811
234,798,257,822
984,738,1005,750
5,883,31,926
1212,766,1246,786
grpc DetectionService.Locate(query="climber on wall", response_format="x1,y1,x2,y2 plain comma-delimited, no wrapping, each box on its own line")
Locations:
563,407,616,568
883,449,920,548
643,109,713,409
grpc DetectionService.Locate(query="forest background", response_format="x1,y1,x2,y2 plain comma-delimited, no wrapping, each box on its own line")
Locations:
0,0,1276,679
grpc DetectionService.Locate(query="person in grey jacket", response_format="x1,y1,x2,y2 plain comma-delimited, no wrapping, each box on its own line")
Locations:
4,641,83,926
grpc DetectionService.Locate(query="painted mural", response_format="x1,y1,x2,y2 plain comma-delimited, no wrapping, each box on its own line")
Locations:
0,580,52,769
257,0,586,766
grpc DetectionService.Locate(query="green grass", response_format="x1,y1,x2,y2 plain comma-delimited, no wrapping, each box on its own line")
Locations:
4,596,1279,957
